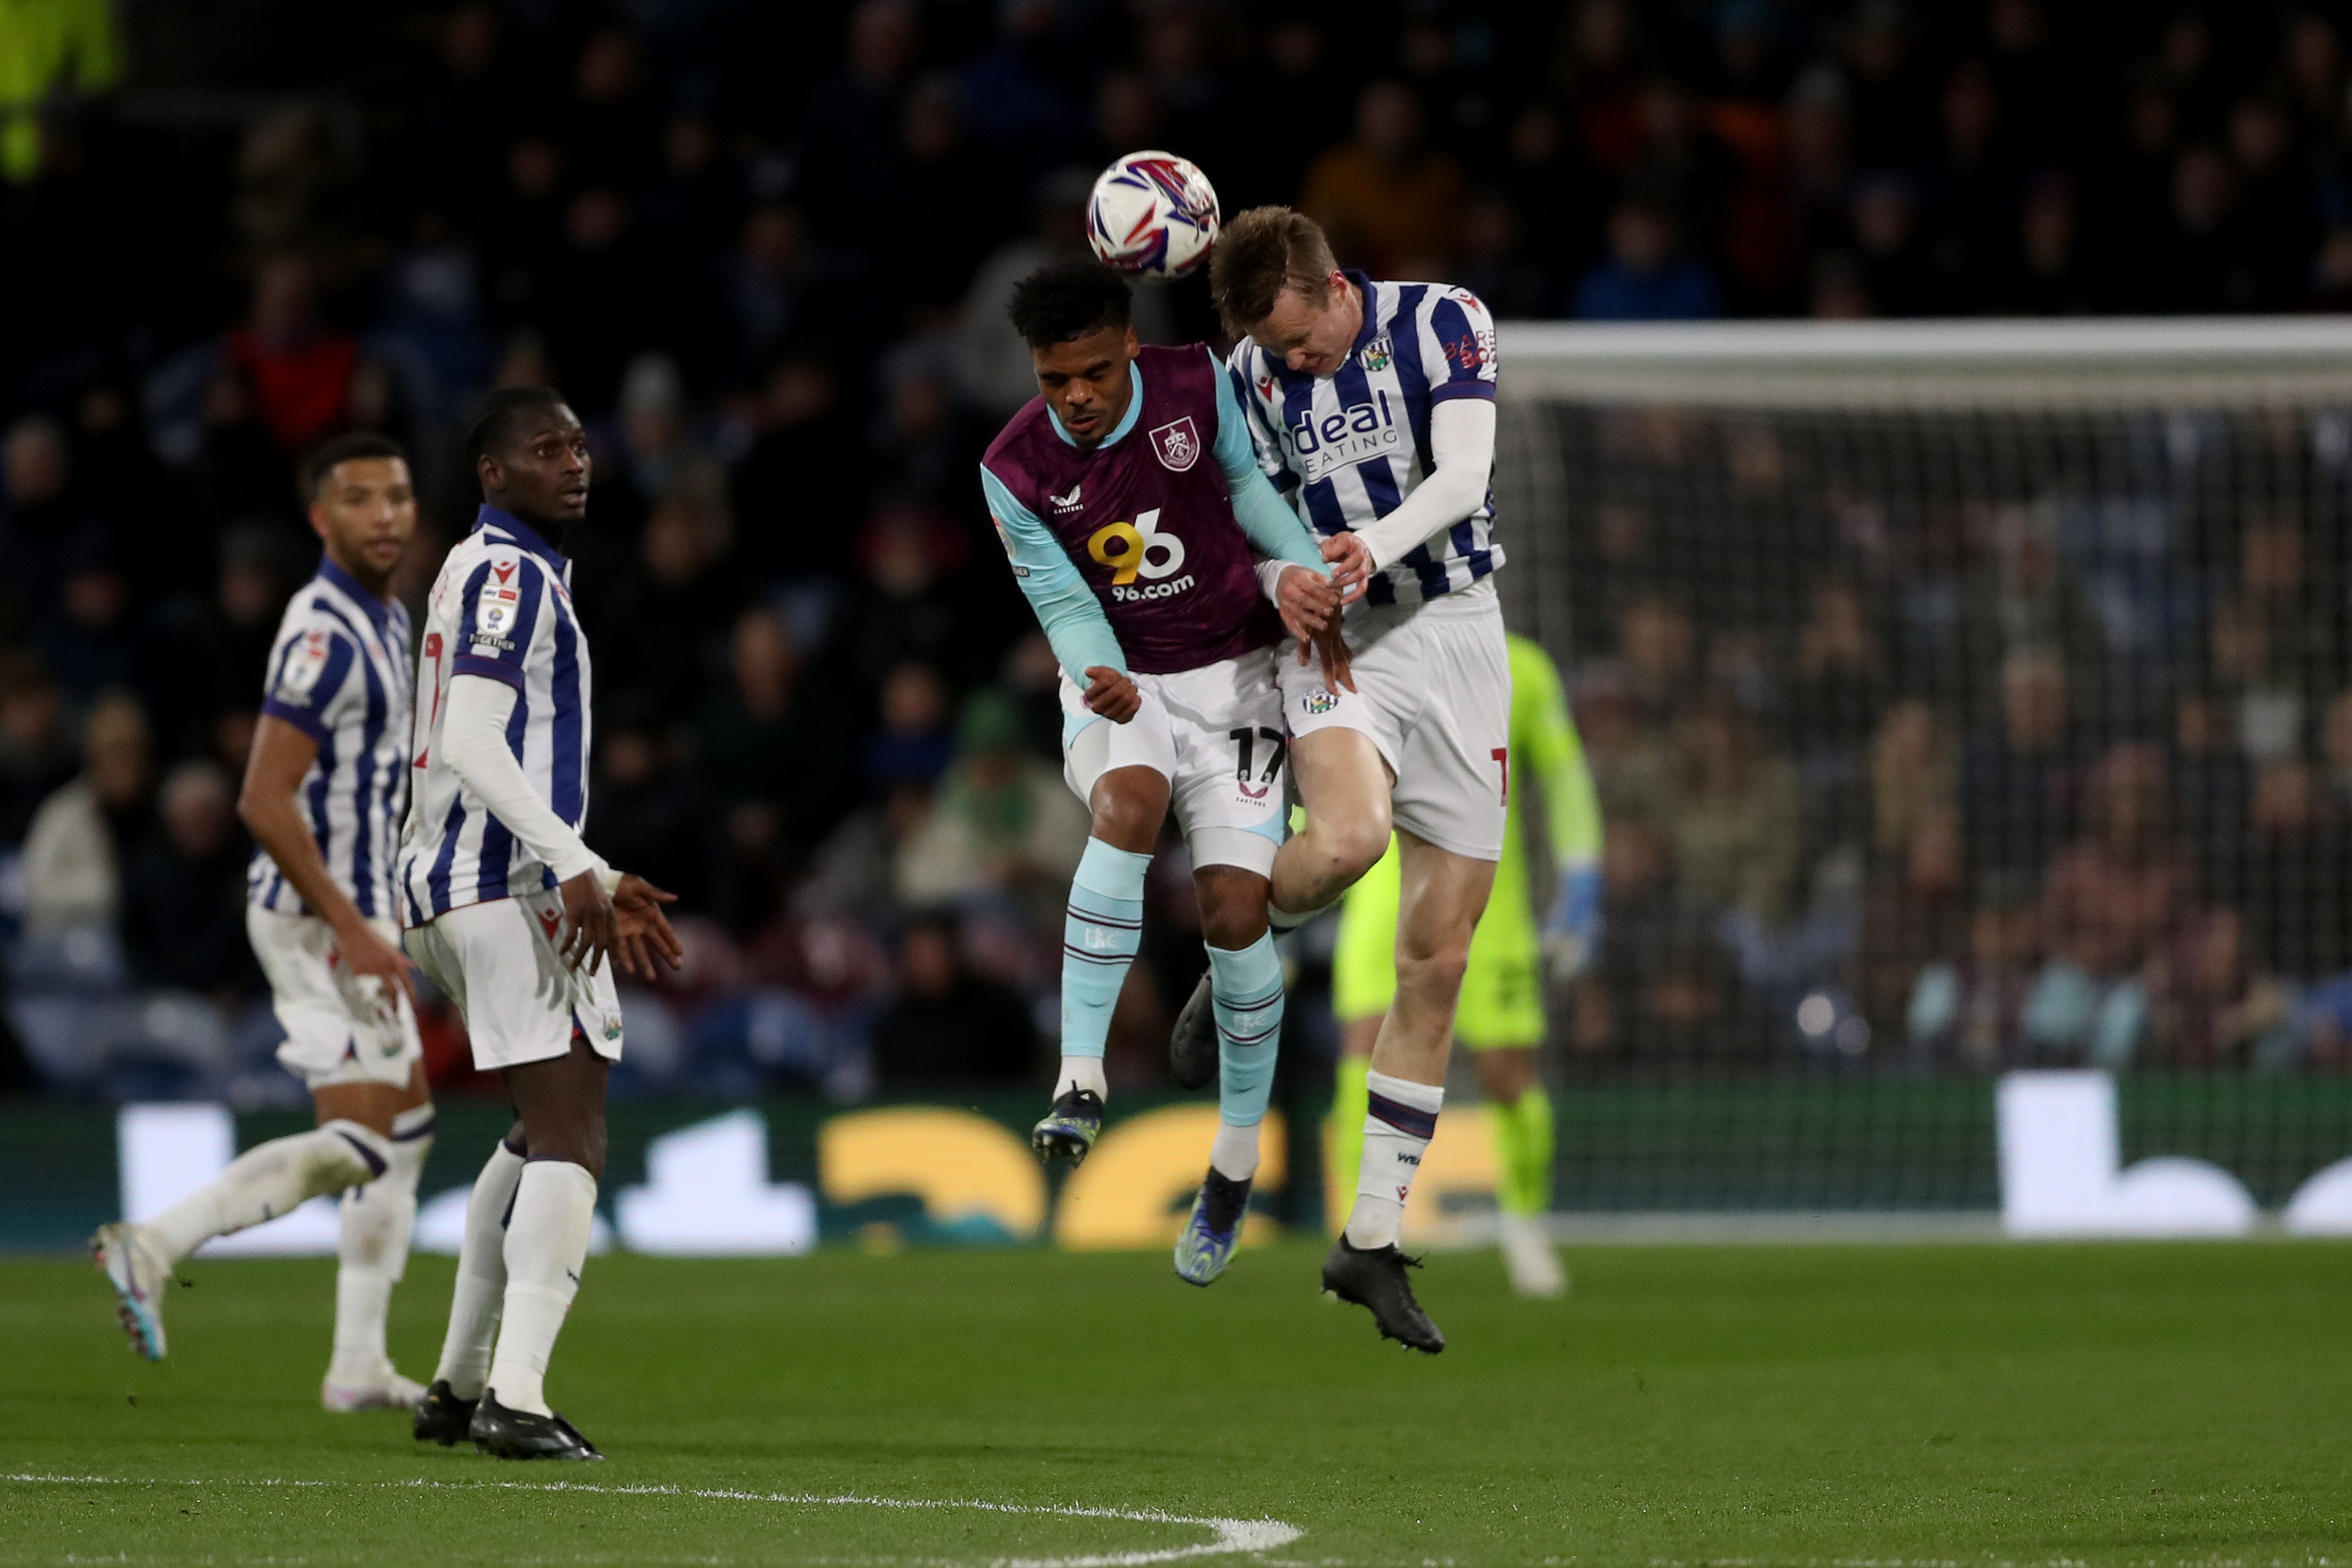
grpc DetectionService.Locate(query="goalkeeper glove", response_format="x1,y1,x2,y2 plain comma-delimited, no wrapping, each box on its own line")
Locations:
1542,860,1603,982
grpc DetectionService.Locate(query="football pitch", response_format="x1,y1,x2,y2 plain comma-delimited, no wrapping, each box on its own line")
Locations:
3,1239,2348,1566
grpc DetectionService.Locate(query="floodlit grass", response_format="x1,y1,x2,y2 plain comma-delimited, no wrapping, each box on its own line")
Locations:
4,1239,2349,1565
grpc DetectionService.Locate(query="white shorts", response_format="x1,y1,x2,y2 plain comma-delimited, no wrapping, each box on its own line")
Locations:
1061,650,1288,878
247,906,424,1091
1277,580,1512,862
402,885,624,1074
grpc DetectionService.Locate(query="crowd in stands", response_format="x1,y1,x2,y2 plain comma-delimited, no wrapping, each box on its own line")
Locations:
1556,403,2352,1072
6,0,2352,1098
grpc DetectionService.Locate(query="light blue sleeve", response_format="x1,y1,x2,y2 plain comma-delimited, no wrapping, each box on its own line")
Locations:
1210,349,1325,574
979,464,1127,684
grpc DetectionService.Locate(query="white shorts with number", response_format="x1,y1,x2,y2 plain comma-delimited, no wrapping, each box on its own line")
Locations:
1277,578,1512,862
402,884,624,1074
248,906,424,1090
1061,650,1288,878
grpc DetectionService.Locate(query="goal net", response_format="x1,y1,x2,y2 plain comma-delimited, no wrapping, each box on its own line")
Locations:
1489,318,2352,1220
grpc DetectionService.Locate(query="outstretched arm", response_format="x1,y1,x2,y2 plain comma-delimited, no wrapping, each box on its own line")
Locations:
1513,639,1605,978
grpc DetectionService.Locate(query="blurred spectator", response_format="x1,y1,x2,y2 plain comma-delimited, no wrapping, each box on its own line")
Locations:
1572,812,1745,1060
1300,81,1465,276
2144,906,2291,1069
897,688,1087,912
1961,649,2077,881
2217,760,2352,985
798,781,935,928
2026,744,2191,1064
1904,870,2040,1070
141,525,291,766
959,0,1091,194
1854,803,1964,1047
0,653,72,842
227,256,358,454
863,662,955,796
120,760,257,997
1868,698,1957,862
2169,684,2249,895
868,912,1041,1086
21,691,149,934
585,701,702,914
1572,196,1722,320
1661,688,1803,926
698,608,850,923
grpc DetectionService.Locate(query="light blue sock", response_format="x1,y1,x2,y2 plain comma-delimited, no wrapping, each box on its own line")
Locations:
1058,838,1152,1099
1208,932,1285,1180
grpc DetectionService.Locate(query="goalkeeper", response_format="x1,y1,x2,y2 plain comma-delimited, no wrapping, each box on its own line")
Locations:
1327,632,1600,1297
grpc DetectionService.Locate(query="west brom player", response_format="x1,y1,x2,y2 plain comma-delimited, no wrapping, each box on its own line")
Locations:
1207,207,1540,1352
402,387,681,1459
983,260,1347,1285
1329,632,1603,1299
95,434,437,1410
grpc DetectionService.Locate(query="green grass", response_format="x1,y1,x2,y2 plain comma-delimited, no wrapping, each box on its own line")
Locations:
5,1239,2351,1565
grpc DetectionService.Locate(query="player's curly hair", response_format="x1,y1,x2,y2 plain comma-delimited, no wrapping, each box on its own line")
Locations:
464,384,571,469
1209,207,1339,338
1007,260,1131,348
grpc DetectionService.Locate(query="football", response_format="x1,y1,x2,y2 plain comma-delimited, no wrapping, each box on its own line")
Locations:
1086,151,1220,281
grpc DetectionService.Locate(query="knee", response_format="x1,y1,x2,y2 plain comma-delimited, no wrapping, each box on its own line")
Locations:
1395,935,1471,1001
1089,792,1165,854
1313,808,1391,882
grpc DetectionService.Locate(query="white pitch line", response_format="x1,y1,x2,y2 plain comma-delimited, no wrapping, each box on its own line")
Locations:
2,1474,1302,1568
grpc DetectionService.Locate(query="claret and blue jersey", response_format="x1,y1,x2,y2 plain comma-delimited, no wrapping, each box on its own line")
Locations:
398,505,594,925
979,342,1326,686
247,558,414,922
1227,270,1504,605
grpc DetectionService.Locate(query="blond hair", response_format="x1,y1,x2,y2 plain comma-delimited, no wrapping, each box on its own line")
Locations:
1210,206,1339,337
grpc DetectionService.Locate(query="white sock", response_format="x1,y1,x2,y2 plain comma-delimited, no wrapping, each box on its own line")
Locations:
1209,1121,1261,1183
1055,1056,1108,1102
328,1104,432,1386
432,1137,524,1400
145,1120,388,1266
1344,1071,1443,1251
487,1160,597,1417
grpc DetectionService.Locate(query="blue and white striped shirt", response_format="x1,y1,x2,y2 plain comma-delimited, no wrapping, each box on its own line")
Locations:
398,506,594,924
247,558,414,920
1227,271,1502,606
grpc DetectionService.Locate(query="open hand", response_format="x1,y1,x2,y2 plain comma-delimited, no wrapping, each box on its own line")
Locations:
1274,564,1340,642
557,868,619,976
612,874,684,982
1083,665,1142,724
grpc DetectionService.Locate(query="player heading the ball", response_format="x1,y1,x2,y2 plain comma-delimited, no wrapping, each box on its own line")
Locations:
978,257,1359,1286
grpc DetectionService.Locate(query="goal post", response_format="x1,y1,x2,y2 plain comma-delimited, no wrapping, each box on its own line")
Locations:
1485,317,2352,1219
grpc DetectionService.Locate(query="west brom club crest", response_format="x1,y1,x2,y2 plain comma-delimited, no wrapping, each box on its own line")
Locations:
1151,416,1201,472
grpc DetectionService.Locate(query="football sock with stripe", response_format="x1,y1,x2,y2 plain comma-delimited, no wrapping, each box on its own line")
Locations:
1055,837,1152,1102
144,1120,390,1267
328,1103,434,1386
1326,1054,1371,1231
1344,1072,1443,1251
1488,1084,1555,1219
432,1135,525,1400
487,1158,597,1418
1207,932,1285,1182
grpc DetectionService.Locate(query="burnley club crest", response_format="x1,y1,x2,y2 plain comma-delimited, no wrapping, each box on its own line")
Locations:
1150,416,1201,472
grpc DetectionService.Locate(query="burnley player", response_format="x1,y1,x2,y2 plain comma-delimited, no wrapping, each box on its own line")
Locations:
95,435,434,1409
1207,207,1530,1353
982,261,1345,1285
402,387,680,1459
